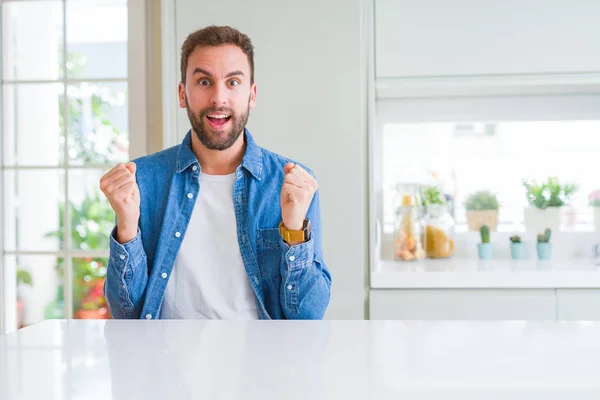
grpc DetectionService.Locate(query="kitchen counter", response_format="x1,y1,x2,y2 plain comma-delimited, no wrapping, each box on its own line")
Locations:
2,319,600,399
371,258,600,288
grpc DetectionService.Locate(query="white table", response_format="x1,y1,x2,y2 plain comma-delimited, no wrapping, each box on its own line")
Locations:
2,319,600,399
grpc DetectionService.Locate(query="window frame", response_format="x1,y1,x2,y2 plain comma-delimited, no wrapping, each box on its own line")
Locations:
0,0,149,334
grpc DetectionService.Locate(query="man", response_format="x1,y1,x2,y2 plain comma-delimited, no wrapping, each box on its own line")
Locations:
100,26,331,320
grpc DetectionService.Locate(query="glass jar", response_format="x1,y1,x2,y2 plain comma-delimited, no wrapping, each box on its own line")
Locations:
393,183,426,262
424,203,455,258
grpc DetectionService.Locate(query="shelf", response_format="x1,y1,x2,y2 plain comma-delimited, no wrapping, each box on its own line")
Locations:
371,258,600,289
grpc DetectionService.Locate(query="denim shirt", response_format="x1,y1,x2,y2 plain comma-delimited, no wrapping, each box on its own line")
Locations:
104,129,331,320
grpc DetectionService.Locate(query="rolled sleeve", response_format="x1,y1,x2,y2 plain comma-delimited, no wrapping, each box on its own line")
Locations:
109,226,144,282
280,237,315,271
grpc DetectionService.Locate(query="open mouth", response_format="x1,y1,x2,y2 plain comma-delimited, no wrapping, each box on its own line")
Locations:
206,114,231,129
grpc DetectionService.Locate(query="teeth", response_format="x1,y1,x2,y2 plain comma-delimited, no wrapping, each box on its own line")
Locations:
208,115,229,119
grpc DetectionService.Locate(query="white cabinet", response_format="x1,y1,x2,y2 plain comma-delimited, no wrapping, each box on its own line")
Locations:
556,289,600,320
370,289,556,320
375,0,600,78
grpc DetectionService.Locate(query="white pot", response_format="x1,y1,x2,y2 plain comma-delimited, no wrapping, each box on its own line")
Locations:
523,207,561,233
593,208,600,232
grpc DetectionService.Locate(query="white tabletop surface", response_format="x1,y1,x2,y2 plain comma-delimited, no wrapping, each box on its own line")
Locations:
2,319,600,399
372,258,600,288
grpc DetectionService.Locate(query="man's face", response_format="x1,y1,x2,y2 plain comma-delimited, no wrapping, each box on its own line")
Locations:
178,44,257,150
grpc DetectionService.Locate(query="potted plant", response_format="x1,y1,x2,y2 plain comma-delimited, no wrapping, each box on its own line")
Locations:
464,191,500,231
588,189,600,231
17,268,33,329
477,224,493,260
536,228,552,260
522,177,577,232
45,189,114,319
509,235,526,260
76,277,110,319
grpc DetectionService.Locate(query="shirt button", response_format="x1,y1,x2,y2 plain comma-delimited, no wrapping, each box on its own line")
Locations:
192,165,198,171
289,256,296,262
287,285,293,290
119,254,125,260
187,193,193,199
175,232,181,238
145,314,152,320
161,272,167,279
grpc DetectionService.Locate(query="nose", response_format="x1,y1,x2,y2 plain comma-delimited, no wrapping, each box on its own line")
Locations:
210,84,227,106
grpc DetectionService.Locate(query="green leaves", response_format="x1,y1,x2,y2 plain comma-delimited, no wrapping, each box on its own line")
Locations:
421,185,446,206
523,177,578,209
465,191,499,211
17,269,33,286
480,224,490,243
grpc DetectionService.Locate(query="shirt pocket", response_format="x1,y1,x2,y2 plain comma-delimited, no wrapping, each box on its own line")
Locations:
256,228,282,278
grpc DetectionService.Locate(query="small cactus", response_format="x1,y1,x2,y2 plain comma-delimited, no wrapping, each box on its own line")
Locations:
537,228,552,243
510,235,521,243
480,224,490,243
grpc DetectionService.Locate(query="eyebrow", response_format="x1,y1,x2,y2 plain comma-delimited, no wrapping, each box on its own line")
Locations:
192,68,245,78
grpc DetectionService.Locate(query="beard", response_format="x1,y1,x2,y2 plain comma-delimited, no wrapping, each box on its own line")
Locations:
185,96,250,151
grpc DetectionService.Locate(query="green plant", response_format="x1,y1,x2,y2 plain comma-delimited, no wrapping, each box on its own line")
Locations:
421,185,445,206
45,189,115,312
17,268,33,287
58,51,128,165
537,228,552,243
16,268,33,301
465,191,499,211
510,235,521,243
480,224,490,243
522,177,578,209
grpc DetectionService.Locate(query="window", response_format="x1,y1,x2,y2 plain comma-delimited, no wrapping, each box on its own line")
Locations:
381,120,600,233
373,94,600,261
1,0,146,333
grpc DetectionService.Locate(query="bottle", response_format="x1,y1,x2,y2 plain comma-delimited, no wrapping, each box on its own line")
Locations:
424,203,455,258
393,183,426,261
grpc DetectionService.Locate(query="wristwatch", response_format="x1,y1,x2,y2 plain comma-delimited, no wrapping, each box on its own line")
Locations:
279,218,311,244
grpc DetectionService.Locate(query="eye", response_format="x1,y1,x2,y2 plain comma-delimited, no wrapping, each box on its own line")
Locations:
198,78,210,86
229,80,240,87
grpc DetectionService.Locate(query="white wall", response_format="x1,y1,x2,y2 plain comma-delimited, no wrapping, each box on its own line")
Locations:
163,0,369,319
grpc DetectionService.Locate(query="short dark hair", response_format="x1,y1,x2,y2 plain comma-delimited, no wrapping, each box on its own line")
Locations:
180,25,255,85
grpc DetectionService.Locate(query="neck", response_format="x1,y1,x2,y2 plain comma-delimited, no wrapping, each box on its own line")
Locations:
190,130,246,175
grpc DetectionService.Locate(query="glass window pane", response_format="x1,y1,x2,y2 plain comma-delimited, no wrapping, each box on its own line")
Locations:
67,82,129,165
68,169,116,251
66,0,127,79
6,255,64,329
2,83,63,166
1,1,63,81
382,120,600,233
72,257,110,319
3,170,64,251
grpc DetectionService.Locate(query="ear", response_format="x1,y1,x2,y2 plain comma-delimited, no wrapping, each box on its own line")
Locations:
178,82,187,109
248,82,257,110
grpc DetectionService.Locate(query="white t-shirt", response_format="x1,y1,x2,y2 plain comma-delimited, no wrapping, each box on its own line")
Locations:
160,172,259,319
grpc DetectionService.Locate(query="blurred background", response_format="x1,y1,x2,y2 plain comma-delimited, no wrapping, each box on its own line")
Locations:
2,0,600,332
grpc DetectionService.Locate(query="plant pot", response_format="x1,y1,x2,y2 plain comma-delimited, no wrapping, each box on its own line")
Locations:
466,210,499,231
524,207,561,232
477,243,493,260
17,299,24,329
510,242,527,260
536,242,552,260
593,207,600,232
